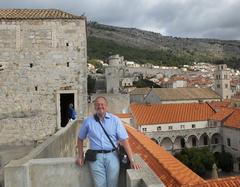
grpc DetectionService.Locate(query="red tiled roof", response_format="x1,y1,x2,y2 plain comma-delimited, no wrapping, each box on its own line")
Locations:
0,9,84,20
126,123,240,187
130,103,215,125
209,108,234,121
209,101,231,109
224,109,240,129
126,125,204,186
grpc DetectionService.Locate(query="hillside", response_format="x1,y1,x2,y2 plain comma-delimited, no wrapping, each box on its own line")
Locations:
87,22,240,68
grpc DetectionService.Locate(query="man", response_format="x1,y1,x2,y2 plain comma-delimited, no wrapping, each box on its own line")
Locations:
76,96,140,187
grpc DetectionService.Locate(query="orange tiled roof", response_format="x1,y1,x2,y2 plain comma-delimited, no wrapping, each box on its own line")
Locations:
130,103,215,125
209,101,231,109
190,177,240,187
126,124,204,186
126,123,240,187
0,9,84,20
224,109,240,129
209,108,234,121
114,113,131,118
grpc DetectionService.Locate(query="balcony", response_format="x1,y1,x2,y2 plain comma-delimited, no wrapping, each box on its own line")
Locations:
4,120,165,187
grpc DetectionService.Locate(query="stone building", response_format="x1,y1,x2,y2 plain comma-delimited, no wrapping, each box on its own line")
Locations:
0,9,87,146
130,102,240,172
130,87,221,104
214,64,233,99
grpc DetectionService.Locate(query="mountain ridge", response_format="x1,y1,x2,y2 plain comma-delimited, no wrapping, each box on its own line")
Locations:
87,22,240,68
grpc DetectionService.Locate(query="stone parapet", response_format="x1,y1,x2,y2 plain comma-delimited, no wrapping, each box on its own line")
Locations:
5,155,164,187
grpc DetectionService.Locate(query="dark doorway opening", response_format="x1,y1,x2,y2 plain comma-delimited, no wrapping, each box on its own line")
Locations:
181,138,185,148
60,93,74,127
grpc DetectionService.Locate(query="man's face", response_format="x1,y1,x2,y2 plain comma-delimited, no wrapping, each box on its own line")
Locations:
94,98,108,116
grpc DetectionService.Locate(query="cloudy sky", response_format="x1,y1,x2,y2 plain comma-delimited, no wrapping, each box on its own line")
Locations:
1,0,240,40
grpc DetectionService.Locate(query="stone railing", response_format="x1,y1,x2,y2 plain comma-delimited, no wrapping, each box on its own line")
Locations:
4,155,164,187
4,120,165,187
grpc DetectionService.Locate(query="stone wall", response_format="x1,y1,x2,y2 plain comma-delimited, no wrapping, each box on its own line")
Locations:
0,18,87,146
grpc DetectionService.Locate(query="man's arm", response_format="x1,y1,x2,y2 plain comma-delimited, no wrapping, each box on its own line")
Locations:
76,138,84,167
120,139,141,170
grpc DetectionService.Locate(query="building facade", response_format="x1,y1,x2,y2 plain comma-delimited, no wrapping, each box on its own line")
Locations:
0,9,87,146
214,64,233,99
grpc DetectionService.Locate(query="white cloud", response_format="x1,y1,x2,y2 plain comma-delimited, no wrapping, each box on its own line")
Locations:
0,0,240,40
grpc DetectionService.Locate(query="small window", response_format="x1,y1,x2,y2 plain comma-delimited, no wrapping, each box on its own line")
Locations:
142,128,147,132
168,126,173,130
35,86,38,91
217,84,220,88
30,63,33,68
180,125,185,129
67,62,70,67
66,42,69,46
225,84,228,88
192,124,196,128
157,126,161,131
227,138,231,147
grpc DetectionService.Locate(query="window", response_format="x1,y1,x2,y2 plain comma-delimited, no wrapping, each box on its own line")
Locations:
217,84,220,88
142,128,147,132
224,75,228,79
227,138,231,147
180,125,185,129
29,63,33,68
168,126,173,130
225,84,228,88
35,86,38,91
216,75,218,79
157,126,161,131
67,62,70,67
192,124,196,128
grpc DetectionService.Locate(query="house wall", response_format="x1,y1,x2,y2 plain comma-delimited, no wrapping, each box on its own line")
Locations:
0,18,87,146
223,127,240,172
138,121,208,132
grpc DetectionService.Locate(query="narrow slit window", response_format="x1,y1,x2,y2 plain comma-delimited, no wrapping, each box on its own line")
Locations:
35,86,38,91
66,42,69,46
67,62,70,67
30,63,33,68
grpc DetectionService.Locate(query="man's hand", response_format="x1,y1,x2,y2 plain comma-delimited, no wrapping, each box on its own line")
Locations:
130,159,141,170
75,156,85,167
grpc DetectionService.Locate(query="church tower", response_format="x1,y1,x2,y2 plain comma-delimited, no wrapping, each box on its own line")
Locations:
214,64,232,99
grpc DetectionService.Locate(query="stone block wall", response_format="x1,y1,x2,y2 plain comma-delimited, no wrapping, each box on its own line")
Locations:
0,18,87,146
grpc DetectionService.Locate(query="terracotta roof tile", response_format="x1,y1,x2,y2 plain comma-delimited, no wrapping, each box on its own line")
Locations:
209,108,234,121
126,124,204,186
224,109,240,129
130,103,215,125
126,123,240,187
209,101,231,109
0,9,84,20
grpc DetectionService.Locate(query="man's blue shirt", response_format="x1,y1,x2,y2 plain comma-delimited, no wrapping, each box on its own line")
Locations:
78,112,128,150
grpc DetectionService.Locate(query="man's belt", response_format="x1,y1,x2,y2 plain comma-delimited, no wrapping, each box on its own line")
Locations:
94,148,117,154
